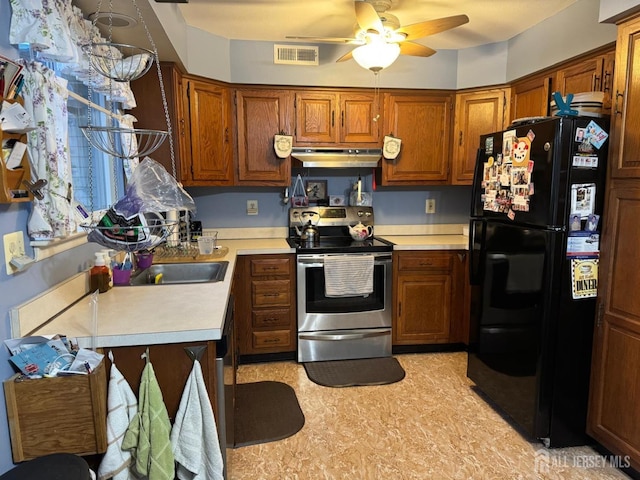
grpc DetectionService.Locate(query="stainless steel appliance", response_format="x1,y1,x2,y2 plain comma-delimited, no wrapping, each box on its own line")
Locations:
288,206,394,363
215,298,236,478
467,116,610,447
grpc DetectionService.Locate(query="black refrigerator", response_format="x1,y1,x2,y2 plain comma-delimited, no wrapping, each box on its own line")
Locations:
466,116,610,447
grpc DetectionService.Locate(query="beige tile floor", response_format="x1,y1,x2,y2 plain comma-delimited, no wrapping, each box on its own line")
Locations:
227,352,631,480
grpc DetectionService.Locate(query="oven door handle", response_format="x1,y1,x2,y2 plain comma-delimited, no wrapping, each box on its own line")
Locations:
299,328,390,341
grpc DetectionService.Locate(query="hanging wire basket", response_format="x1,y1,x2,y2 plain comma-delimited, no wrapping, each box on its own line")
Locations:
80,125,168,159
83,43,154,82
81,215,178,252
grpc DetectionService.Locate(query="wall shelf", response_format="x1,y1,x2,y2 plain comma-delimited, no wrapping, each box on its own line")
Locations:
0,97,32,203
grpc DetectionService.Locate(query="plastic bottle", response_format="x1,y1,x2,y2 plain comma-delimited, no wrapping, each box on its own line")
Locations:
90,252,110,293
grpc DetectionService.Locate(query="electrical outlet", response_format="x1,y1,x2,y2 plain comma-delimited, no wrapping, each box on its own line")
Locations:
426,199,436,214
247,200,259,215
4,231,26,275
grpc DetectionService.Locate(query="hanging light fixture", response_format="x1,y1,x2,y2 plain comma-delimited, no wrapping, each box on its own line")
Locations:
352,35,401,73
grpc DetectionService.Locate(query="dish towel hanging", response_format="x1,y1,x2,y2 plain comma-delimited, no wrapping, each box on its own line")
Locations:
97,352,138,480
324,254,374,297
171,360,224,480
122,361,175,480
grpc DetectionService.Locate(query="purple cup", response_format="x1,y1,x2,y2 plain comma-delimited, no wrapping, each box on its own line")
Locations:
112,266,132,285
136,252,153,269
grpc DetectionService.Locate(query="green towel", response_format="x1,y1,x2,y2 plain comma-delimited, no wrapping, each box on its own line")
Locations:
122,362,175,480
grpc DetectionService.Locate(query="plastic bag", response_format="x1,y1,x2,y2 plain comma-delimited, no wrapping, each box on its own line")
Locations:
112,157,195,216
87,157,195,250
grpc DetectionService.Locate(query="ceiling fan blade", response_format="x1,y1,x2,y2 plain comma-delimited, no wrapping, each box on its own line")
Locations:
355,1,385,34
336,50,354,63
285,36,362,44
399,42,436,58
396,14,469,41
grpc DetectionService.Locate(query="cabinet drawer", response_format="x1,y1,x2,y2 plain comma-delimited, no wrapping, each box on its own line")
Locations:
250,257,291,276
252,308,292,328
252,330,293,349
397,253,453,272
252,279,291,306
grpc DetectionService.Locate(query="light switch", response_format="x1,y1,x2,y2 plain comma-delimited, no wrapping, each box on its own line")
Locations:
4,231,26,275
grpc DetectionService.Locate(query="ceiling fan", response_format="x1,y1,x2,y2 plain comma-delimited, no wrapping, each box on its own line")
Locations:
286,0,469,72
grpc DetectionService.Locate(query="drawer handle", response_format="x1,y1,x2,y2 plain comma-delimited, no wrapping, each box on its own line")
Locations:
263,317,279,323
263,338,282,343
262,293,281,297
419,261,433,266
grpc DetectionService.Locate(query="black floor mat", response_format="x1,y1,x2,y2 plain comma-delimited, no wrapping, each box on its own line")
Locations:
233,381,305,448
304,357,406,387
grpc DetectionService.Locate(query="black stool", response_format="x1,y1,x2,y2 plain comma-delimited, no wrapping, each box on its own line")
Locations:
0,454,92,480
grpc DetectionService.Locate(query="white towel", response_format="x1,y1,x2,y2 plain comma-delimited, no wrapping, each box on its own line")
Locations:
324,254,374,297
171,360,224,480
97,355,138,480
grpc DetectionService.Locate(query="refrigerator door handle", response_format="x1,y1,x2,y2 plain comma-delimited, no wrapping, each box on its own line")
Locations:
469,219,485,285
470,147,485,217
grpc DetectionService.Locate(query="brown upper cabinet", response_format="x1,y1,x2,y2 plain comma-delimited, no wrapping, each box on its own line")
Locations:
510,73,553,121
608,18,640,179
555,49,615,110
181,76,234,186
129,63,186,180
451,87,511,185
235,89,293,186
294,90,382,145
381,91,453,185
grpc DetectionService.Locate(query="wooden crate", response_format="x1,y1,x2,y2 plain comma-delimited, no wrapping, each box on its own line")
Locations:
3,359,108,462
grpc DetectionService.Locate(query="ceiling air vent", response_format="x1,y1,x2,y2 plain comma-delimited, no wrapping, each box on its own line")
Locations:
274,45,319,66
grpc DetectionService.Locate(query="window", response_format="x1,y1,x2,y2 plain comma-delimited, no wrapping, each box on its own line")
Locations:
65,80,126,212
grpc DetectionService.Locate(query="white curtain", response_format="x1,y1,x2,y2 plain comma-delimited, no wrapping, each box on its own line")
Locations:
20,61,75,239
9,0,136,109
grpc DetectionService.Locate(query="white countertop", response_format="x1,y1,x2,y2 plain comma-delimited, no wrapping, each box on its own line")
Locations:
24,234,468,349
28,239,293,349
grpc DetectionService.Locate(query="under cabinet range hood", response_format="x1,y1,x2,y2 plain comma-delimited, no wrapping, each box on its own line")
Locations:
291,147,382,168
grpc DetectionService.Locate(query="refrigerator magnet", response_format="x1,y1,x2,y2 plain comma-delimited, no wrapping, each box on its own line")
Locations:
485,137,494,154
512,137,531,167
571,258,599,299
571,183,596,217
584,121,609,149
502,131,516,161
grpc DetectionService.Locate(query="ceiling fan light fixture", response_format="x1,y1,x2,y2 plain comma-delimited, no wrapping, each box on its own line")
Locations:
352,40,400,72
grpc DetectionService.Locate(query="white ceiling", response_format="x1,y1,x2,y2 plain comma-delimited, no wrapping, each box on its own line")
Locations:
171,0,577,50
76,0,578,61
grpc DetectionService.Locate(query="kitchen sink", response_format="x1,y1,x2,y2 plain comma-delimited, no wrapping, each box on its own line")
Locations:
128,261,228,285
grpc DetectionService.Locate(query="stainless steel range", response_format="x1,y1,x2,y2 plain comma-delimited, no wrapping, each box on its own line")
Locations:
288,206,393,363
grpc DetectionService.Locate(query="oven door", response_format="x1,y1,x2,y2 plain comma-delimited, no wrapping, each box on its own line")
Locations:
297,252,392,332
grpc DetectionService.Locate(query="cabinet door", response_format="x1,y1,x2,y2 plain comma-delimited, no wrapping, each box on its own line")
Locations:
393,251,460,345
184,78,233,185
510,74,552,121
294,92,336,143
587,181,640,472
556,57,604,97
610,18,640,179
235,89,293,185
395,273,452,344
128,63,186,181
340,92,381,143
382,93,452,185
452,88,510,185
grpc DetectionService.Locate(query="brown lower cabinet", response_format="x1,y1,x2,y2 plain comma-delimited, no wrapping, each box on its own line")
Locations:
106,341,218,423
235,254,297,356
393,250,468,345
